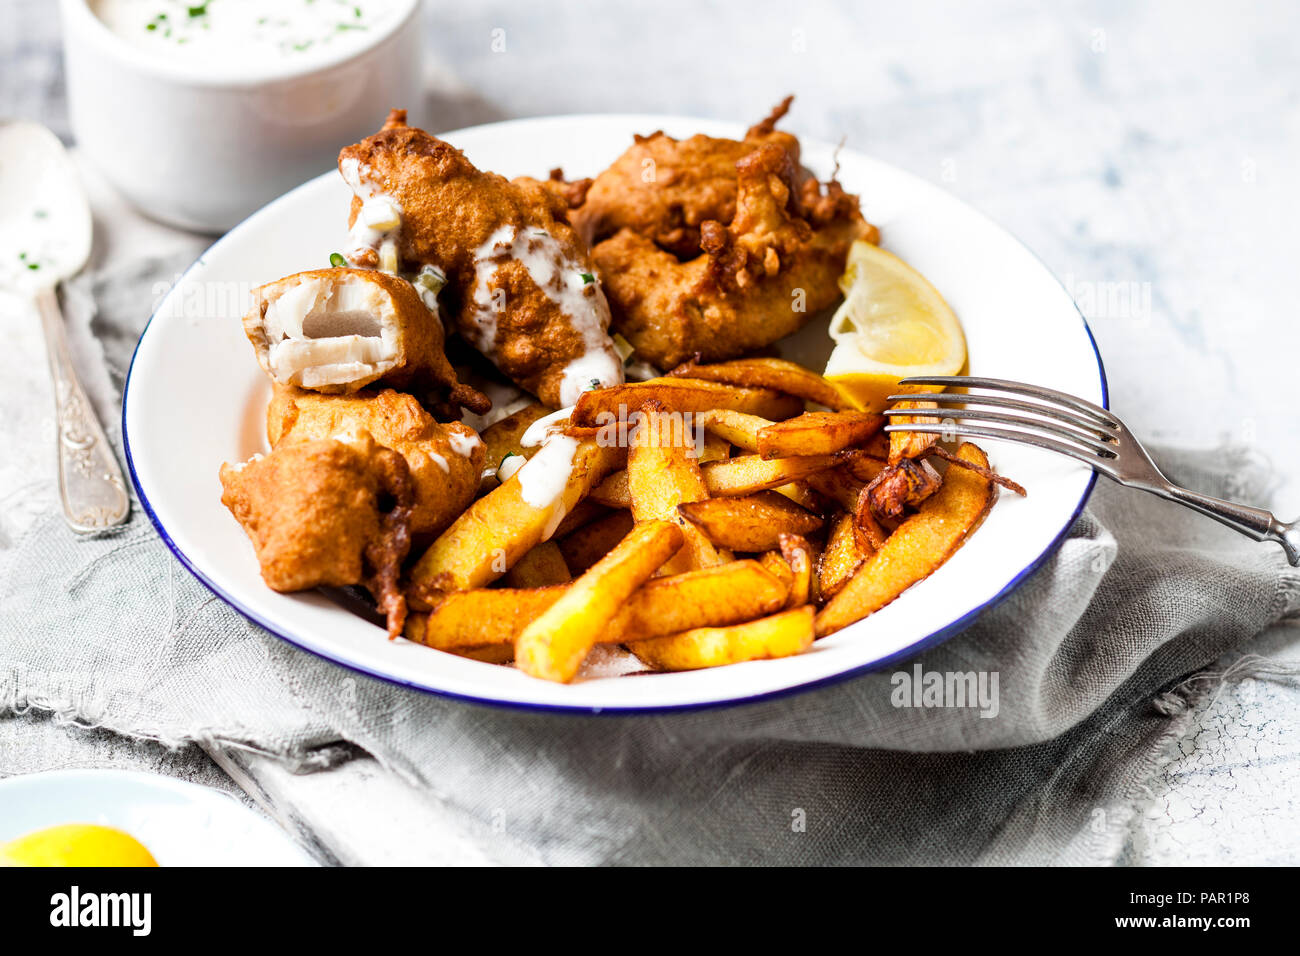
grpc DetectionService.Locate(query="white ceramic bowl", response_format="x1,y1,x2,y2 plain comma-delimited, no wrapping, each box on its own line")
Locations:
59,0,423,233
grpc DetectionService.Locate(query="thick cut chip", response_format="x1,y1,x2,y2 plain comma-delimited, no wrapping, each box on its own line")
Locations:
409,438,621,604
407,559,788,651
631,606,816,671
677,492,822,551
627,401,724,573
516,520,684,682
816,442,995,636
756,411,884,459
667,357,855,411
818,512,869,600
571,377,802,426
505,540,573,588
556,509,636,574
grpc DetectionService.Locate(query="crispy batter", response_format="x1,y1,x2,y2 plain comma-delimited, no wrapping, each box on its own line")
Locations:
267,385,483,537
219,434,413,637
573,96,804,256
339,110,621,406
865,457,944,520
593,143,876,368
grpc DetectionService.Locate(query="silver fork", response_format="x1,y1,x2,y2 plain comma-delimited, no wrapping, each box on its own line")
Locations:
882,375,1300,566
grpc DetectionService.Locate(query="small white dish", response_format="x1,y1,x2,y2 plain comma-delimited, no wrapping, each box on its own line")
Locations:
0,769,315,866
59,0,423,233
123,114,1106,714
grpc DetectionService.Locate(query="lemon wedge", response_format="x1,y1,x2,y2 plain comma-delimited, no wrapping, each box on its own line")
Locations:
825,240,966,412
0,824,159,867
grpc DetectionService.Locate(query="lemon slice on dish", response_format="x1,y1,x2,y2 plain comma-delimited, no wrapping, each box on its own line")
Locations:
0,824,159,867
825,240,966,412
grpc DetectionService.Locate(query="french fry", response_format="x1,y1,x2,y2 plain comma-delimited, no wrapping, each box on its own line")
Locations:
454,644,516,664
592,452,849,509
405,586,567,650
630,606,816,671
505,540,572,588
409,438,621,604
571,377,803,426
758,550,794,591
608,560,788,641
588,470,631,508
816,442,995,636
818,512,869,600
677,492,823,551
756,411,884,460
772,480,826,513
407,560,787,651
778,533,813,608
480,402,553,471
697,408,770,453
550,499,609,539
516,520,684,682
556,509,635,574
701,452,854,496
666,357,855,411
805,466,866,512
888,400,941,464
700,431,732,462
628,400,725,573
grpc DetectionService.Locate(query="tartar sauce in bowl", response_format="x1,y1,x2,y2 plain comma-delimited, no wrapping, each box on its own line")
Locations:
90,0,409,71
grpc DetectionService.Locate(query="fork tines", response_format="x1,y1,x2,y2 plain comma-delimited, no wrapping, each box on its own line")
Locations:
879,375,1119,467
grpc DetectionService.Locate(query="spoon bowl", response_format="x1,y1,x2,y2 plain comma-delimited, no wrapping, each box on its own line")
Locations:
0,121,92,291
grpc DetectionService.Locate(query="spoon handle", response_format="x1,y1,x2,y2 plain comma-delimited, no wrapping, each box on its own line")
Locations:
35,286,130,533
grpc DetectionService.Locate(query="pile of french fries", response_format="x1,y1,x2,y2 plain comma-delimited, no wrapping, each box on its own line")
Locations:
404,357,1009,683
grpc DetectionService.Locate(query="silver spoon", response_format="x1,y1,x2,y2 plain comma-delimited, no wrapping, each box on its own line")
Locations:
0,121,128,533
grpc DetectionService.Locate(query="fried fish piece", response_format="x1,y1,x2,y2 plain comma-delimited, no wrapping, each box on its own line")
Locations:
219,432,413,637
572,96,804,257
593,143,876,369
242,267,485,413
338,110,623,407
267,384,484,538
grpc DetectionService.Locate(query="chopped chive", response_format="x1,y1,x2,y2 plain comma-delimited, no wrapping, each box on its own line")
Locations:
187,3,209,17
329,252,347,267
580,272,594,284
27,263,39,270
18,251,26,260
146,22,157,30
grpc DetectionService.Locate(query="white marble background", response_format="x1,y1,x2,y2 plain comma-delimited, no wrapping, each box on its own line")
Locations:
2,0,1298,863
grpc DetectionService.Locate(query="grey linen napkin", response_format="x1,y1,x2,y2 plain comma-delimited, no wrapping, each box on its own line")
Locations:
2,264,1298,865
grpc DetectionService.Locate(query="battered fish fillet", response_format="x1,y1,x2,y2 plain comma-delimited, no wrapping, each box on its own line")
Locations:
572,96,805,257
219,432,413,637
593,143,877,369
338,110,623,408
243,267,486,413
267,385,484,538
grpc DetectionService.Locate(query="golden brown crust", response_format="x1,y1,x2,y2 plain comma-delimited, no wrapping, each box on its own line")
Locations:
572,96,806,257
339,115,617,406
593,143,875,369
267,385,484,537
219,435,413,637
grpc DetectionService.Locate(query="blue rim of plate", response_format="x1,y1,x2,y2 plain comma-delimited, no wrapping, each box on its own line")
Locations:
121,129,1108,717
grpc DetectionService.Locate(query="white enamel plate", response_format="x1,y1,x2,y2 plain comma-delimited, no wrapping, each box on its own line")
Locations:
123,114,1106,713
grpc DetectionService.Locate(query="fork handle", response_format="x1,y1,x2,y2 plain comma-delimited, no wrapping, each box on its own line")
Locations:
1144,480,1300,566
35,285,131,534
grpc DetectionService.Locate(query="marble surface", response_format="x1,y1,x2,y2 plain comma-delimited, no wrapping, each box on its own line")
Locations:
2,0,1298,864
